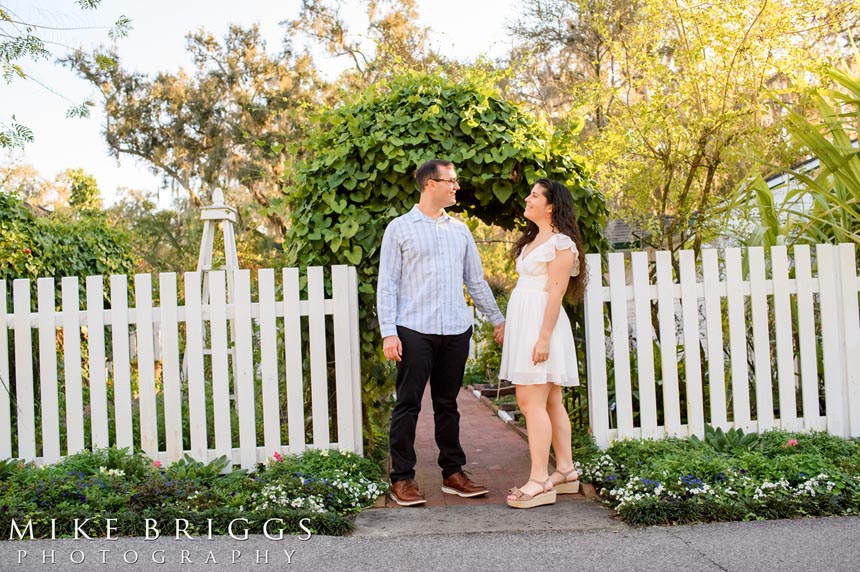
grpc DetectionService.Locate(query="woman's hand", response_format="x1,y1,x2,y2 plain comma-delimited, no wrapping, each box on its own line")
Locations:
532,334,550,365
493,322,505,345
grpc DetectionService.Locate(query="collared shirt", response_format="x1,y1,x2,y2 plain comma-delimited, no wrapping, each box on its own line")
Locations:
377,205,505,338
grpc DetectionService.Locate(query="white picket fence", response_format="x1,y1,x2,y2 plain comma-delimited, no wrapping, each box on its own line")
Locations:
583,244,860,448
0,266,362,469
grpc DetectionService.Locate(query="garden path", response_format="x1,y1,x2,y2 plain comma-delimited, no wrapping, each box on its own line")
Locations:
385,385,587,507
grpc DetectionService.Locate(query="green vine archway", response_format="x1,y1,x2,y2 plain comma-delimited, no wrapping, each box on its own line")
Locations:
281,71,608,441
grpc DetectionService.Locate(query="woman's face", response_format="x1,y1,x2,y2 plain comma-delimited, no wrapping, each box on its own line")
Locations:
524,184,551,224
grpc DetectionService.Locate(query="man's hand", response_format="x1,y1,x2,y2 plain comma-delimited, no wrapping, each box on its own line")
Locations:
493,322,505,345
382,335,403,362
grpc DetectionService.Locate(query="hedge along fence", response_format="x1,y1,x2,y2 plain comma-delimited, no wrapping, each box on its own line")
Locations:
280,70,609,438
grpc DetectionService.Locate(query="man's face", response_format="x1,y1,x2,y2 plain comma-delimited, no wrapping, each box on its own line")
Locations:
428,165,460,208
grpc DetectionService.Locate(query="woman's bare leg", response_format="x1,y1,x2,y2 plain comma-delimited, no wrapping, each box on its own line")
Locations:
507,383,553,498
547,384,577,483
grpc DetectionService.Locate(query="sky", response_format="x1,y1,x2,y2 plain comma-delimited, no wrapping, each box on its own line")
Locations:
2,0,517,207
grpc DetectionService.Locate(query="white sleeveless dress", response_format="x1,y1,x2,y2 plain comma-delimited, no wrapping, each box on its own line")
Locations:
498,233,580,386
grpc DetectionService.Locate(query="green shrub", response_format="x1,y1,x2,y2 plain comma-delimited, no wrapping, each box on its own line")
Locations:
0,446,385,538
585,431,860,526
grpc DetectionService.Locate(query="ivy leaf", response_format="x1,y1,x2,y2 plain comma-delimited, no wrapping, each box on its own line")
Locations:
492,180,514,203
343,245,363,265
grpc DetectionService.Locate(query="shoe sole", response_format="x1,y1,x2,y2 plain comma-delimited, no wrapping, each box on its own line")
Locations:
441,486,488,498
555,480,580,494
389,492,427,506
506,489,557,509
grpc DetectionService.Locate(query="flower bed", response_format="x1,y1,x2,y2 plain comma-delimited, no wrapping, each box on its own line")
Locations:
581,429,860,526
0,447,387,538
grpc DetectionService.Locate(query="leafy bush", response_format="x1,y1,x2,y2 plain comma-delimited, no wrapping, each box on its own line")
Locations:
584,431,860,526
0,192,137,289
0,446,387,538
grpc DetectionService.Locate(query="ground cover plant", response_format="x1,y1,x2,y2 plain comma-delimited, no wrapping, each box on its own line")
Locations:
0,447,386,538
581,427,860,526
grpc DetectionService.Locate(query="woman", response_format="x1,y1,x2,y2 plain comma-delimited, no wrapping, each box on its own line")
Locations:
499,178,587,509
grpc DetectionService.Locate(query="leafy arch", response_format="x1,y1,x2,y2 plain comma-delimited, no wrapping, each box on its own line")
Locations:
282,71,608,420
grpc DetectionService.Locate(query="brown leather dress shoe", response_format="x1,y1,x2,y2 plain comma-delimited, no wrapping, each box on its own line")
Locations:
441,471,488,498
389,479,427,506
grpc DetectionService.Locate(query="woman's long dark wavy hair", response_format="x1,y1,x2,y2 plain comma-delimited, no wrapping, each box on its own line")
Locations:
511,178,588,303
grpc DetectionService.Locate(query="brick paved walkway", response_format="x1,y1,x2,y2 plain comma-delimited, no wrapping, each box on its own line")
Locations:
384,384,586,508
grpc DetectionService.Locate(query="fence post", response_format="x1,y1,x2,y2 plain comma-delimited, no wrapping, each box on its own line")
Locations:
584,253,610,448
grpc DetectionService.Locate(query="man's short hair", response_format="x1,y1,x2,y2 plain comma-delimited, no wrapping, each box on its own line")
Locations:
415,159,454,191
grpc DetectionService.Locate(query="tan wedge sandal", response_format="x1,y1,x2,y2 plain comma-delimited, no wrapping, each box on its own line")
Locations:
506,478,557,509
550,467,580,494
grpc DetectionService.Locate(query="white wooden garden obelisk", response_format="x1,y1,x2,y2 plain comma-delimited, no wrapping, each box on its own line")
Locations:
183,189,240,387
197,188,240,303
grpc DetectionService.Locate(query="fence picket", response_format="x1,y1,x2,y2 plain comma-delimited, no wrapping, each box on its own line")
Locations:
656,251,681,436
283,267,305,454
794,245,822,430
818,244,848,436
159,273,184,461
233,270,258,469
184,272,208,459
725,249,751,431
347,266,363,456
771,246,798,430
584,253,610,447
86,276,109,449
134,274,159,458
748,247,774,431
110,275,134,450
702,249,727,429
631,251,658,438
838,244,860,437
13,280,36,461
0,281,10,459
37,278,61,462
680,250,705,438
609,253,634,435
308,267,330,448
258,268,282,456
332,265,355,451
208,272,232,459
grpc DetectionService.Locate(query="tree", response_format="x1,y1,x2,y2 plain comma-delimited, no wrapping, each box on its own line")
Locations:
64,24,323,240
508,0,643,132
66,167,102,212
509,0,859,262
287,0,450,91
281,70,608,445
0,0,130,147
0,159,69,209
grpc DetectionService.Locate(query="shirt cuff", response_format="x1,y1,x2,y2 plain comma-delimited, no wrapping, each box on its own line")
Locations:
380,324,398,338
487,313,505,327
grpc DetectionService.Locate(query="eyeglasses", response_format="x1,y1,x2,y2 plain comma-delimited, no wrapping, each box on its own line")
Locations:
431,178,459,184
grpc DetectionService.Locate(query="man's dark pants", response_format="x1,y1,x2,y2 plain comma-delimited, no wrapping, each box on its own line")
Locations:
388,325,472,483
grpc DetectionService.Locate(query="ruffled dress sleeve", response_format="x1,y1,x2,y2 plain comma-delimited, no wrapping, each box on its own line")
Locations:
532,233,580,276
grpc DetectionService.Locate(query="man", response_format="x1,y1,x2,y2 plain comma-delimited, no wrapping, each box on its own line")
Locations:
377,159,506,506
